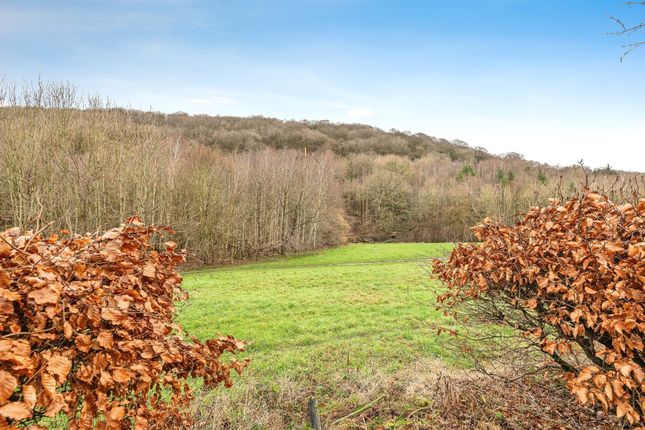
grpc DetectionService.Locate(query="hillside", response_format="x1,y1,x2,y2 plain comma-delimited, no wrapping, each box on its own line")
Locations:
145,111,491,162
1,82,643,264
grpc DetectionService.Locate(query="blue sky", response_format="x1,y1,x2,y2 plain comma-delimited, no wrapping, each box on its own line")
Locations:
1,0,644,170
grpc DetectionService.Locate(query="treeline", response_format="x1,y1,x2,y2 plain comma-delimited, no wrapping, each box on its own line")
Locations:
141,111,491,161
0,80,643,264
0,106,342,263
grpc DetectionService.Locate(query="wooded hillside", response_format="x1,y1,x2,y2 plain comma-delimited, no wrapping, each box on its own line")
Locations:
1,80,643,264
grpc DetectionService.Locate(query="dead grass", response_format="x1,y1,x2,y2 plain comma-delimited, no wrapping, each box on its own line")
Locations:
189,360,620,430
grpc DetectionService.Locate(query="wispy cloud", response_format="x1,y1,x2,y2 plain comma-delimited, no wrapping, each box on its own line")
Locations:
187,96,237,105
212,96,236,104
346,108,374,118
187,98,212,104
0,1,207,36
98,77,134,86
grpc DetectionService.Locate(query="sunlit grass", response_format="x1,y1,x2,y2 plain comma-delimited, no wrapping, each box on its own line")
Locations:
178,243,461,380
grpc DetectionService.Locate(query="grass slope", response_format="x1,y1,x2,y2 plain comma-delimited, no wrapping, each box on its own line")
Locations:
179,243,458,379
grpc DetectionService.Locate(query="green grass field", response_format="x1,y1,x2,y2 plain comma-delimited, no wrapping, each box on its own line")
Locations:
179,243,458,380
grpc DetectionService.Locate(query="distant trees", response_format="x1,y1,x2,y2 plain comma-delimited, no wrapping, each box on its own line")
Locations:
342,153,643,244
595,164,617,176
1,78,643,264
351,169,412,240
0,82,344,264
149,111,489,162
503,152,525,160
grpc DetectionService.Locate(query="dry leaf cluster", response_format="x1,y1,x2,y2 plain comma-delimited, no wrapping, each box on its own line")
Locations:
433,192,645,426
0,218,246,429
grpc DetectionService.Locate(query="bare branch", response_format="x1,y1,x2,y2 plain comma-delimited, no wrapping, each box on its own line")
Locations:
610,1,645,60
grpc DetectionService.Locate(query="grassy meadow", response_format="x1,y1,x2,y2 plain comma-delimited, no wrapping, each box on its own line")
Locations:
179,243,456,379
176,243,484,429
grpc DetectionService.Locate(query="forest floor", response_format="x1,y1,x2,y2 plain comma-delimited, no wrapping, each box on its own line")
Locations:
180,244,619,430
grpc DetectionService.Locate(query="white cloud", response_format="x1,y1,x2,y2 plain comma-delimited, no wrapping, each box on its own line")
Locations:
346,108,374,118
99,77,134,86
212,96,236,104
187,96,237,105
188,98,212,104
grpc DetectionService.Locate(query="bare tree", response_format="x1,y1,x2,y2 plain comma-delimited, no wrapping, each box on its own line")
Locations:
2,78,643,265
611,1,645,60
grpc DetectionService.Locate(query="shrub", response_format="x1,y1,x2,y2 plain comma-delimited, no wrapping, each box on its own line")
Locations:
496,168,514,186
456,164,476,182
433,192,645,426
0,219,246,429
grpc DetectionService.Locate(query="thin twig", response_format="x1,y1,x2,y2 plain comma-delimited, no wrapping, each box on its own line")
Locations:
330,394,386,425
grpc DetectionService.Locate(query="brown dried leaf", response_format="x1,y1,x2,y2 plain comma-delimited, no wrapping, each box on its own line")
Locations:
0,371,17,404
27,286,60,305
47,354,72,383
0,402,31,420
22,385,37,409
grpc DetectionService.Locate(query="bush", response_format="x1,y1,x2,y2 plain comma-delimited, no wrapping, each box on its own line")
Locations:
0,219,246,429
433,192,645,426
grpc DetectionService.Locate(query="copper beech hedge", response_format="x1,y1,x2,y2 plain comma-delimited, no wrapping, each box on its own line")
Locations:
0,219,246,429
433,192,645,426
